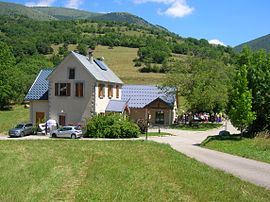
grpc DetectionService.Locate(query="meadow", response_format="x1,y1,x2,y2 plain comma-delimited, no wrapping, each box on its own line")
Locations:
0,140,269,201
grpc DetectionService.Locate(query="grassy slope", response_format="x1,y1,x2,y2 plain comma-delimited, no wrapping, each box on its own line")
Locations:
203,136,270,164
0,140,269,201
93,45,165,85
0,105,29,135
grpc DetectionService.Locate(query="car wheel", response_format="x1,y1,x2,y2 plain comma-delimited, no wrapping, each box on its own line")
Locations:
52,133,57,138
21,132,25,137
71,134,76,139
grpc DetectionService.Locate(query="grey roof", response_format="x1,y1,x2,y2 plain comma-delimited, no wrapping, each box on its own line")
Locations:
121,85,175,109
105,100,128,113
71,51,123,84
25,69,53,100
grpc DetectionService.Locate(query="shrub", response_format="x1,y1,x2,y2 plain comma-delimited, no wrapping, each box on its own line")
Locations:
85,114,140,138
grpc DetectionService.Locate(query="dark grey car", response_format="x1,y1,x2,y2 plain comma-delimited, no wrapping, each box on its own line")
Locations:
9,123,33,137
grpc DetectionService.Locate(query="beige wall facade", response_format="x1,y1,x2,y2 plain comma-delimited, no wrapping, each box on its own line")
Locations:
47,54,122,125
30,100,49,125
48,55,96,125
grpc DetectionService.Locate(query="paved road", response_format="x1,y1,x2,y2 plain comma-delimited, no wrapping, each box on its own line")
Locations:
149,122,270,190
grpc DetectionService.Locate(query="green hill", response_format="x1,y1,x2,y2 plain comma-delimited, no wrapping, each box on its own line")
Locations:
33,7,102,20
0,1,153,27
234,34,270,52
0,2,56,21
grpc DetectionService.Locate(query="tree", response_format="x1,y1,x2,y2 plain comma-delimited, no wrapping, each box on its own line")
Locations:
164,57,233,113
0,42,23,108
228,65,256,134
236,47,270,133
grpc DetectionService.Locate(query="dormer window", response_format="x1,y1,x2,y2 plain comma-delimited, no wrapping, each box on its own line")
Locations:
69,68,75,79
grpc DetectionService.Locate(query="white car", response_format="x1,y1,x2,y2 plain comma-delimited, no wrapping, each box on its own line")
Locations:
51,126,82,139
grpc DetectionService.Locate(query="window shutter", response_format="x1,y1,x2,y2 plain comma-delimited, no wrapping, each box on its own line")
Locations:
80,83,84,97
76,83,79,97
116,85,119,98
55,83,59,96
67,83,71,96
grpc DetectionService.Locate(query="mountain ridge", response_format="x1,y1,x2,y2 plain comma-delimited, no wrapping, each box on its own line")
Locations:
0,1,154,27
234,34,270,52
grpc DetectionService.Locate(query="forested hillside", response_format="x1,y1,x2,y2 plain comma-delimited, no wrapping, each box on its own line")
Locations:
234,34,270,52
0,12,233,106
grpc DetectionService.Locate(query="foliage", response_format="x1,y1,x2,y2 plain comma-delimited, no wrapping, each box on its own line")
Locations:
164,57,234,113
1,141,270,201
236,47,270,133
0,42,24,108
228,64,256,133
85,114,140,138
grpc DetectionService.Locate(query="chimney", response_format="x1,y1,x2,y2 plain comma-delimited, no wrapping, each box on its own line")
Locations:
88,48,94,63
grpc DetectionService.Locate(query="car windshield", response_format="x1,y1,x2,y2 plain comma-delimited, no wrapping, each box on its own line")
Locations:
15,124,24,129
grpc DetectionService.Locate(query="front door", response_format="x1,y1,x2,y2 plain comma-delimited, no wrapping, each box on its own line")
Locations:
36,112,45,124
59,115,66,126
155,111,164,125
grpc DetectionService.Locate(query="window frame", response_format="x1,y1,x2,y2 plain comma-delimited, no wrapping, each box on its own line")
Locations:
98,84,105,98
108,84,113,98
55,83,71,96
68,68,75,79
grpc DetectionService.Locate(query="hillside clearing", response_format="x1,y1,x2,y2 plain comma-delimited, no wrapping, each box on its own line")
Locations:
0,105,29,135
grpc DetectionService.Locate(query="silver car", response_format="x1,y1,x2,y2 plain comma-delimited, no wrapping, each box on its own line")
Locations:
9,123,33,137
51,126,82,139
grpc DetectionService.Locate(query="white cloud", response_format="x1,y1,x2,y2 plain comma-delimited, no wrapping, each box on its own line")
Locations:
133,0,193,18
209,39,227,46
25,0,56,7
65,0,84,9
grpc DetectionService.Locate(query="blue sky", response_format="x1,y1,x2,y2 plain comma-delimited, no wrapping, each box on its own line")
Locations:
3,0,270,47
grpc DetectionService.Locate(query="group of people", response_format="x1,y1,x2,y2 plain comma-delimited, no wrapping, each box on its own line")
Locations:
175,112,224,124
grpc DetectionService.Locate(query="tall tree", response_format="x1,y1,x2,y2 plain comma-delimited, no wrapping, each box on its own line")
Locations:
164,57,233,113
228,64,256,134
0,42,22,108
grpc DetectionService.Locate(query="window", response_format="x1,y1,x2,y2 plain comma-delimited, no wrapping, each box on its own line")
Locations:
116,85,119,98
98,84,105,98
75,82,84,97
69,68,75,79
59,115,66,126
55,83,71,96
108,85,113,98
155,111,164,124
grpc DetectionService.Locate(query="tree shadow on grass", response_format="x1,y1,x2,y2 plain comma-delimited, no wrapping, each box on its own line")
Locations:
200,134,242,146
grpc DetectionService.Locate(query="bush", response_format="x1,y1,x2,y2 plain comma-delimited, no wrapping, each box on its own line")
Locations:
85,114,140,138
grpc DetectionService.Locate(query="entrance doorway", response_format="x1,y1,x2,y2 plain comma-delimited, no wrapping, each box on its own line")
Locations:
155,111,164,124
36,112,45,124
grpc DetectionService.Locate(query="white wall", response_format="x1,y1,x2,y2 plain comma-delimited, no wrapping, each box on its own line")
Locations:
95,84,122,114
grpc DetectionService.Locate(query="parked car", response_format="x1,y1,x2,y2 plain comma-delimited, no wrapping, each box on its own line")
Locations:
8,123,33,137
51,126,82,139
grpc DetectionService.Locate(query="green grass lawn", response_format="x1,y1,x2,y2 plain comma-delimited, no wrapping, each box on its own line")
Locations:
172,122,223,131
0,140,269,201
202,135,270,164
0,105,29,135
